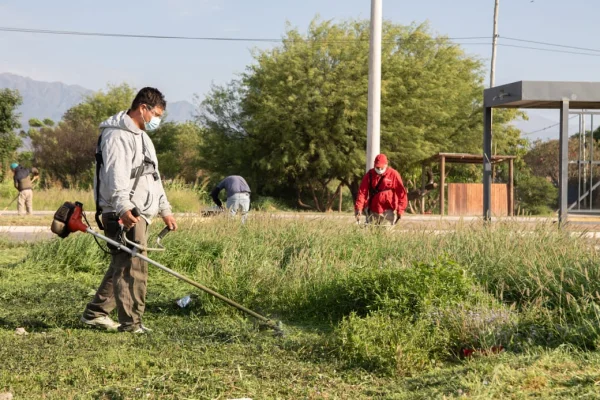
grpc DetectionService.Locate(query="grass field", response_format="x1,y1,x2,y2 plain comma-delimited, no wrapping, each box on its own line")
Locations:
0,182,207,214
1,217,600,399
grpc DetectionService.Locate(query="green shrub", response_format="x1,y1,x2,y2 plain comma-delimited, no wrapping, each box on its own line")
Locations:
334,311,451,375
516,174,557,215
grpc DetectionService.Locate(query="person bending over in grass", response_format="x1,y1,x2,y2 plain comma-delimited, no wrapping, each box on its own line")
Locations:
81,87,177,334
210,175,251,224
354,153,407,226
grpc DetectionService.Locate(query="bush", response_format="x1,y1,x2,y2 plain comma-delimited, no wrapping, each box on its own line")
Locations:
331,263,518,375
516,173,557,215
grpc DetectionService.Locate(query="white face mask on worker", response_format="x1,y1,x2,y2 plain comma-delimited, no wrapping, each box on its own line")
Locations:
375,167,387,175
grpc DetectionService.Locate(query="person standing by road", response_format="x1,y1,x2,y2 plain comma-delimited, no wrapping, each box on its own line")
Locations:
210,175,251,223
354,154,407,226
10,163,36,216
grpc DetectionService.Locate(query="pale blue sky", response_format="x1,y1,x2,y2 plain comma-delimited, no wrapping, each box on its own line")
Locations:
1,0,599,137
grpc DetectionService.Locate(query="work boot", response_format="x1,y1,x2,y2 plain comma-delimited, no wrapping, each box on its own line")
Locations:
80,315,120,331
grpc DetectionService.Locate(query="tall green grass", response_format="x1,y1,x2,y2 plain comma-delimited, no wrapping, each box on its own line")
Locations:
19,216,600,375
0,180,209,212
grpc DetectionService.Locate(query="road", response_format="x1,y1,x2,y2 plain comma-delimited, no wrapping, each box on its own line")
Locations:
2,210,600,242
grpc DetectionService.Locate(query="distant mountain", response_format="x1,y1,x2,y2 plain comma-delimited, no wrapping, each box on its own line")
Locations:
166,100,197,123
0,73,196,129
0,73,93,127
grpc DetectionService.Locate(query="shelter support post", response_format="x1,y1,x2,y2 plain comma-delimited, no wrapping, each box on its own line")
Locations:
420,163,426,214
508,158,514,216
440,155,446,216
559,101,570,226
483,106,493,220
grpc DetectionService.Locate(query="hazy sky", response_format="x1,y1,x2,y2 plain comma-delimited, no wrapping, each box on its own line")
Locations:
1,0,599,137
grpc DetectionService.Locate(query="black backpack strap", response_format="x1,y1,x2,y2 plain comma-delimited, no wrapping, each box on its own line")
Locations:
129,135,149,200
95,133,105,230
129,164,144,200
367,170,392,210
96,131,147,228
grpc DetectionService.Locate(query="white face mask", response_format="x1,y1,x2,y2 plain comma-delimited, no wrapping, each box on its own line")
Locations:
374,167,387,175
143,106,161,131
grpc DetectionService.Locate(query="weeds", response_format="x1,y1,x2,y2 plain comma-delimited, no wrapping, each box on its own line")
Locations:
2,218,600,398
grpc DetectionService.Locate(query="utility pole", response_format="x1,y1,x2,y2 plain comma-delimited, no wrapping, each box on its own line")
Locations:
490,0,499,88
490,0,499,165
366,0,382,172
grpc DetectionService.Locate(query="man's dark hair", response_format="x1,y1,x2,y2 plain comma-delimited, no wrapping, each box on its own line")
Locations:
131,87,167,110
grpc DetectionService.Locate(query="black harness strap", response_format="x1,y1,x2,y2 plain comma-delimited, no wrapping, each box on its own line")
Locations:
95,133,105,230
367,171,392,210
95,131,146,230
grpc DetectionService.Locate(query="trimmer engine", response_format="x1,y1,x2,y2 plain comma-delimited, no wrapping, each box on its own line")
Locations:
50,201,88,238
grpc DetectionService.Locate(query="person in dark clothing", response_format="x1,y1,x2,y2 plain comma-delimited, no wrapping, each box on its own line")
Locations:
10,163,34,215
210,175,251,223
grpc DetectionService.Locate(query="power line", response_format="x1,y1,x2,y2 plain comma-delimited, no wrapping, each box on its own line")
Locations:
0,26,489,43
0,26,281,42
524,115,578,136
496,43,600,57
4,25,600,58
503,36,600,54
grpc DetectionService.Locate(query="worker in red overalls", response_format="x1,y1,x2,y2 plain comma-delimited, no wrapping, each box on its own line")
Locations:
355,154,407,226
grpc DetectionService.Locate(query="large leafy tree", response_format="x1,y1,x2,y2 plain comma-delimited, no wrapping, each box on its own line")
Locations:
148,121,205,182
0,89,23,181
199,18,522,210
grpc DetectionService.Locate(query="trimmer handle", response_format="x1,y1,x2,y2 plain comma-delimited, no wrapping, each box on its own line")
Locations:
156,226,172,245
121,224,172,252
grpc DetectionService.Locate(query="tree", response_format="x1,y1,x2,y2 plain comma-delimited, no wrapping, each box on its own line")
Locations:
524,138,580,187
0,89,22,182
515,172,558,215
199,18,522,210
26,84,135,188
148,121,204,182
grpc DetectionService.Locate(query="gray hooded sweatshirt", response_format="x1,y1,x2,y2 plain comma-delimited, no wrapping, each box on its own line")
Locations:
94,111,172,221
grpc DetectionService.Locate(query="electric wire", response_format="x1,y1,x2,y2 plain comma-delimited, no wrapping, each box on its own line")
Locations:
0,26,489,43
502,36,600,54
524,115,578,136
2,25,600,59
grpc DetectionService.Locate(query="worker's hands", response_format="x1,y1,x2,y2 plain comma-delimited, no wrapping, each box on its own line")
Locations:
162,214,178,231
121,210,140,229
394,213,401,225
355,210,362,223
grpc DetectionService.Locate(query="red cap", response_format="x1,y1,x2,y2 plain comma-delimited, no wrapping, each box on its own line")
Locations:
374,154,388,168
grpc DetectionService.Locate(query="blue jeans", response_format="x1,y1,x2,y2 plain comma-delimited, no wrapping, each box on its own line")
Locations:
226,192,250,223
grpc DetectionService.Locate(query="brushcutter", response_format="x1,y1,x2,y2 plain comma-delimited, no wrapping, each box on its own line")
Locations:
50,201,283,336
0,195,19,216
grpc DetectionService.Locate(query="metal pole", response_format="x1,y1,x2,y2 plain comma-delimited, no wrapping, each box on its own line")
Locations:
583,115,587,208
508,158,514,216
489,0,500,173
490,0,500,88
578,114,582,210
559,101,570,226
483,106,493,220
591,115,594,210
366,0,382,172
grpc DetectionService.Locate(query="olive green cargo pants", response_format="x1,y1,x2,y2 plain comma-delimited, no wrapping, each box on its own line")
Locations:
83,214,149,331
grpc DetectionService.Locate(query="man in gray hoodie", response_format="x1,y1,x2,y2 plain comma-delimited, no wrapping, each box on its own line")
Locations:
81,87,177,333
